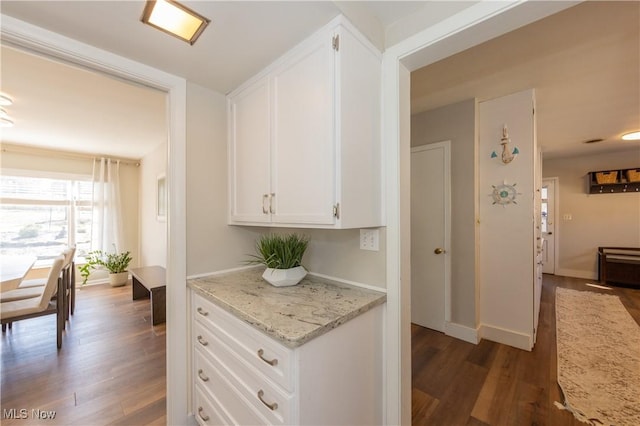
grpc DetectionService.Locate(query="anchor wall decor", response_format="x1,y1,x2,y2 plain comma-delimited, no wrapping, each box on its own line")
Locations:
491,124,519,164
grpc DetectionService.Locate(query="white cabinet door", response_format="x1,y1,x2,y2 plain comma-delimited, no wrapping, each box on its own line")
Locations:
271,34,336,225
229,77,271,223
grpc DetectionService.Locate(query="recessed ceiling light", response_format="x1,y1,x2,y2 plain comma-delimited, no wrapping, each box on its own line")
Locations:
0,94,13,106
141,0,210,45
622,131,640,141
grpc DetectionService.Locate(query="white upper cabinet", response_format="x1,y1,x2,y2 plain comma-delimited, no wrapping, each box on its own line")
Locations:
228,16,382,228
228,77,271,223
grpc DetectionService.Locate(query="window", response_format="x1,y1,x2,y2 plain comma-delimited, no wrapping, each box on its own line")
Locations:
0,173,93,264
541,186,549,233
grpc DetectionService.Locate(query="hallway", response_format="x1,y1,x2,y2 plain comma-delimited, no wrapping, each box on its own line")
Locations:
412,274,640,425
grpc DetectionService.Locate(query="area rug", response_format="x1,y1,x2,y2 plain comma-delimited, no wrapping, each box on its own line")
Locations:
555,288,640,425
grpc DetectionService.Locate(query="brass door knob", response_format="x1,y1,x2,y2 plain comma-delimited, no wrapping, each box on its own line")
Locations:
434,248,445,254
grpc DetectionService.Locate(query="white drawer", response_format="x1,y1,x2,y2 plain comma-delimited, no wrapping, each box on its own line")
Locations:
195,349,291,425
194,325,294,425
194,384,231,426
193,292,294,392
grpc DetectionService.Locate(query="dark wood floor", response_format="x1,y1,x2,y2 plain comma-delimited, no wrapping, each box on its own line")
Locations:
412,274,640,426
1,282,166,425
4,275,638,425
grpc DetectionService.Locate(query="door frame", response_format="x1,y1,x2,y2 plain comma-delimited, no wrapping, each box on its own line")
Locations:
542,177,559,275
410,141,452,328
382,2,578,424
2,16,190,424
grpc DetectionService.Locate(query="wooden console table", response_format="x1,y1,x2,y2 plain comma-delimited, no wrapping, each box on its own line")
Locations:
131,266,166,325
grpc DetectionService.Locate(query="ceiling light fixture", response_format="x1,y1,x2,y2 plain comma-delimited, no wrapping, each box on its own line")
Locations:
622,131,640,141
0,107,14,127
141,0,210,45
0,94,13,106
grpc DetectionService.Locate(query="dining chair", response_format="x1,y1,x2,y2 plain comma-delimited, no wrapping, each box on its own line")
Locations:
1,255,66,348
17,246,76,319
0,286,43,303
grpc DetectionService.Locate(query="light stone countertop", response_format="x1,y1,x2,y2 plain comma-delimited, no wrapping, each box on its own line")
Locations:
187,267,386,348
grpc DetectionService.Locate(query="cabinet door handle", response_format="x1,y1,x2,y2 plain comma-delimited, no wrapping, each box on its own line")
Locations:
269,193,275,214
257,389,278,411
257,348,278,366
197,406,210,422
196,307,209,316
197,335,209,346
262,194,269,214
197,368,210,382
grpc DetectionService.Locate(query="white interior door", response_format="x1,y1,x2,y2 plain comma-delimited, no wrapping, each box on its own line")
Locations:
541,178,556,274
410,142,450,332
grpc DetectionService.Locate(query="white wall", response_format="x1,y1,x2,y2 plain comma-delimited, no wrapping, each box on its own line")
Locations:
543,149,640,279
185,82,387,288
139,141,167,267
411,99,477,328
269,227,386,288
478,89,536,350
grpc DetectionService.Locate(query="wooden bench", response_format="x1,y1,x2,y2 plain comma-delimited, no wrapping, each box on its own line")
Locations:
598,247,640,288
131,266,166,325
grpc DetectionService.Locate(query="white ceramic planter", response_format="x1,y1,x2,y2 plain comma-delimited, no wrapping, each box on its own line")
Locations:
109,271,128,287
262,266,307,287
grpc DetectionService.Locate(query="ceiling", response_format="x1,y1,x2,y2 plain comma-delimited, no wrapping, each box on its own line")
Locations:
0,0,434,159
0,1,638,160
411,1,640,159
1,45,167,160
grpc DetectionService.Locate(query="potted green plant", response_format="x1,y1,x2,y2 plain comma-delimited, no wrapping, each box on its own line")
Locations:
247,233,310,287
80,249,132,287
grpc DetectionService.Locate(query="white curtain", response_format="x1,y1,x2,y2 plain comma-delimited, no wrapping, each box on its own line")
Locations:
91,158,124,253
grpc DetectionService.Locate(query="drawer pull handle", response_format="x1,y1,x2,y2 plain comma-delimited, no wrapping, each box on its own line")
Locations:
197,335,209,346
257,389,278,411
197,369,210,382
197,307,209,316
257,349,278,366
197,406,210,422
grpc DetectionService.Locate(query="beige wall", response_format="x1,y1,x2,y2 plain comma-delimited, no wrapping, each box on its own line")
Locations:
543,149,640,279
410,99,476,328
1,144,94,176
139,141,167,267
185,82,386,288
185,82,262,276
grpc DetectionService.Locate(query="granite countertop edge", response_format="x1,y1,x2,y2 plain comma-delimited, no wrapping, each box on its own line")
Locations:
187,274,386,349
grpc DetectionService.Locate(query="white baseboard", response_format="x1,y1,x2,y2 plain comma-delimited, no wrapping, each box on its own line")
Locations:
479,323,532,351
554,268,597,280
444,321,479,344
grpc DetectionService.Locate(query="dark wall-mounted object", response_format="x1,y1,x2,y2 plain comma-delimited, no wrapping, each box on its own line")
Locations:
588,168,640,194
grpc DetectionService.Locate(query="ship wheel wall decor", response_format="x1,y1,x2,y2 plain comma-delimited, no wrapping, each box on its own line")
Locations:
490,181,522,206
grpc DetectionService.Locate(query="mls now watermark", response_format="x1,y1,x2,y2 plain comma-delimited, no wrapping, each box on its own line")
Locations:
3,408,57,420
